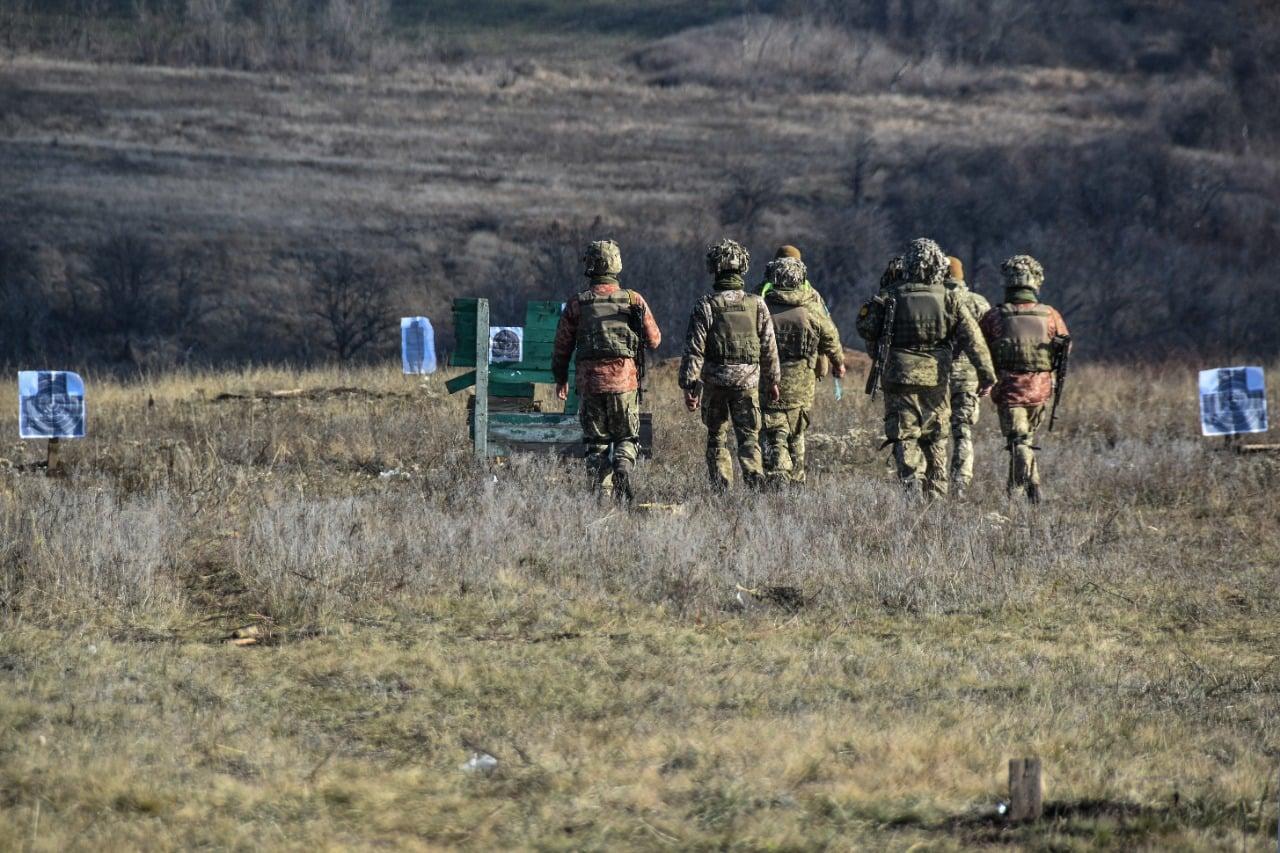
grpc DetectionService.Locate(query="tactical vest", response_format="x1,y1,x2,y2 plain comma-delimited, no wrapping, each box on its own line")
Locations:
769,303,818,361
891,282,949,348
992,303,1054,372
705,293,761,365
575,290,639,361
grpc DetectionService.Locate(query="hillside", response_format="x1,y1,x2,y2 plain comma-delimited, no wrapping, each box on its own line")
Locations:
1,2,1279,367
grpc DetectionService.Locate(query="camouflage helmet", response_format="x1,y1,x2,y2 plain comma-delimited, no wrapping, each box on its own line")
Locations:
879,256,905,290
582,240,622,277
766,256,806,290
1001,254,1045,289
903,238,948,286
706,238,750,276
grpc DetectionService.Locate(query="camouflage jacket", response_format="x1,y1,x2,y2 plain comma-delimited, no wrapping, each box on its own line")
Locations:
551,280,662,394
858,279,995,390
945,278,991,393
763,286,843,410
979,299,1070,407
679,276,781,392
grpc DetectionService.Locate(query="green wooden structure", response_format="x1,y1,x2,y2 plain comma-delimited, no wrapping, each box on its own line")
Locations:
447,298,652,459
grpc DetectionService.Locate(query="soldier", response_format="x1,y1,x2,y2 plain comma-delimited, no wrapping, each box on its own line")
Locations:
552,240,662,503
758,245,833,380
761,255,845,485
856,238,995,499
943,256,991,498
978,255,1071,504
679,239,781,492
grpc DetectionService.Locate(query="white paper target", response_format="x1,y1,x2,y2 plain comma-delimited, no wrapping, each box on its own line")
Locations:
488,327,523,364
19,371,86,439
1199,366,1267,437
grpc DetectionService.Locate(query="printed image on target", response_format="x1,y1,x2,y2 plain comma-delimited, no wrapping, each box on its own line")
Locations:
1198,366,1267,437
19,371,86,439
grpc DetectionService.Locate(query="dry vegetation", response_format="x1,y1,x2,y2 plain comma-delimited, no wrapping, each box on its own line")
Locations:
0,362,1278,849
2,2,1280,848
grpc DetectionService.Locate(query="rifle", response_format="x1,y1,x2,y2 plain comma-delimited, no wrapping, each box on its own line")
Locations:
1048,334,1071,432
637,343,647,407
629,300,648,407
864,295,896,400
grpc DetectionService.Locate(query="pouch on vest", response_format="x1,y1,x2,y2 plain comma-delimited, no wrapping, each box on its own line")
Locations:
884,349,941,386
993,304,1053,372
576,290,641,361
706,294,761,365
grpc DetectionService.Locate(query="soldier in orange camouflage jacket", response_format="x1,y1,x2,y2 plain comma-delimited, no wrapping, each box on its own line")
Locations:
552,240,661,502
979,254,1071,504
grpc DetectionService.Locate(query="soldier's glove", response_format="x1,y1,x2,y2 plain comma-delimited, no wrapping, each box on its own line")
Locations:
978,383,994,398
684,388,701,412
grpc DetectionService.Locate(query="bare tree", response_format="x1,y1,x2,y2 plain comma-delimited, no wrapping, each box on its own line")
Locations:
308,251,391,362
84,232,168,340
0,238,48,363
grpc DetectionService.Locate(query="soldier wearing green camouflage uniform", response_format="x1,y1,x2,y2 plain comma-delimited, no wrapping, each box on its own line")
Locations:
944,256,991,497
552,240,662,502
679,239,782,491
978,255,1071,504
857,238,996,498
761,256,845,484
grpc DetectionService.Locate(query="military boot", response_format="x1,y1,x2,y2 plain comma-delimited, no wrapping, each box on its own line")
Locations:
1026,483,1042,505
612,464,635,505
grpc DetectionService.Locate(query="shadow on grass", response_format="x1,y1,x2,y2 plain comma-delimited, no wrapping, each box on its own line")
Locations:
941,797,1272,846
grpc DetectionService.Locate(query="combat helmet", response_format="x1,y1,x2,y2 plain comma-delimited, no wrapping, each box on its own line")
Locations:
774,245,802,260
903,238,948,286
706,238,750,276
765,256,806,290
1000,254,1044,289
582,240,622,277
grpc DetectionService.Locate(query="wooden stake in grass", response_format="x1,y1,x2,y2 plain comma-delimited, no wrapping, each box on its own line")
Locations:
474,298,489,460
1009,758,1043,822
46,438,62,478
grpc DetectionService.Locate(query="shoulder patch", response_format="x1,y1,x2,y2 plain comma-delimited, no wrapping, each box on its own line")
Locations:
859,305,869,318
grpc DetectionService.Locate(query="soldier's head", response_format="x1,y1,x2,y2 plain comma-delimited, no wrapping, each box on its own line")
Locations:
879,256,905,290
582,240,622,278
766,256,806,291
706,238,750,277
903,238,948,286
774,245,802,261
947,256,964,282
1000,254,1044,291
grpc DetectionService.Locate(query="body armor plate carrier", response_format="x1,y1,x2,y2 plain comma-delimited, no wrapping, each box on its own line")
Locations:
576,290,640,361
891,282,948,349
770,304,818,362
993,303,1054,372
706,293,761,365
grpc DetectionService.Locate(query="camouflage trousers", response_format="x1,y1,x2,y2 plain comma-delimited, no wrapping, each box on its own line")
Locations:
998,404,1046,491
949,389,982,488
579,390,640,496
883,382,950,496
763,406,810,484
702,385,763,491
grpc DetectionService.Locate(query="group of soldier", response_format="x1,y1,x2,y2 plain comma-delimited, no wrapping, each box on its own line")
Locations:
551,236,1070,504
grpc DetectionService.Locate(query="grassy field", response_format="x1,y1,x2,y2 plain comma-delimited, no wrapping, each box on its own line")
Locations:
0,361,1277,849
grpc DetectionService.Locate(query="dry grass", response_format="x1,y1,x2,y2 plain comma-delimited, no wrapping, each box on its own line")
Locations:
0,361,1278,849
